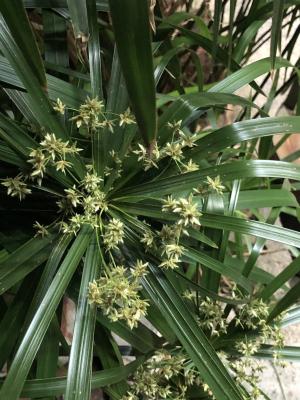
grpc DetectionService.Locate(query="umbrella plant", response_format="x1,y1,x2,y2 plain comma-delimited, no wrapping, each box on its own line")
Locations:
0,0,300,399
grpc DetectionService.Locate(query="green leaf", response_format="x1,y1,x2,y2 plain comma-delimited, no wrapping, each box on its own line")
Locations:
0,272,40,370
223,189,298,210
25,234,73,321
268,279,300,322
0,358,145,398
242,208,281,278
0,16,68,141
114,201,300,248
115,160,300,199
210,57,290,93
0,0,46,88
36,320,60,400
254,345,300,362
0,112,39,158
0,226,92,400
43,10,68,67
96,312,162,353
281,306,300,328
271,1,284,69
142,264,244,400
212,0,222,59
0,55,88,108
0,141,25,167
191,116,300,160
0,234,56,295
199,213,300,249
233,20,265,63
94,327,128,397
183,247,252,292
23,0,109,11
109,0,157,148
260,255,300,301
158,92,267,142
86,0,102,99
65,237,100,400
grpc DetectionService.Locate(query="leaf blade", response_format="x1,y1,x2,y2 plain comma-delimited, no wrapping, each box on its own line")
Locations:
0,227,92,400
109,0,157,147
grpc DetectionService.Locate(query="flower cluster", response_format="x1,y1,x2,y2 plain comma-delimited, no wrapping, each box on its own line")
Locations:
70,96,135,133
28,133,81,184
1,175,31,200
235,298,269,330
33,221,49,237
198,297,227,336
206,176,226,195
122,348,214,400
133,143,160,171
157,224,182,269
162,194,201,226
58,170,108,235
210,299,285,399
88,261,149,329
53,98,65,114
103,218,124,250
194,175,226,195
71,97,105,130
132,120,198,172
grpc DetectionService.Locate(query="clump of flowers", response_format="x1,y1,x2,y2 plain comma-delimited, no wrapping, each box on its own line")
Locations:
119,109,135,126
103,218,124,250
1,175,31,200
33,221,49,238
158,224,182,269
132,120,199,172
183,159,199,173
122,348,215,400
71,97,105,130
133,143,161,171
53,98,65,114
57,168,108,235
70,97,135,134
206,176,226,195
88,261,149,329
162,194,201,227
139,194,201,270
194,175,226,195
28,133,82,184
181,286,286,398
235,298,269,330
198,297,227,336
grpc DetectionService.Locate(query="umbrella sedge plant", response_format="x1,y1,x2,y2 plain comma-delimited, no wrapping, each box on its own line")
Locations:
0,1,300,399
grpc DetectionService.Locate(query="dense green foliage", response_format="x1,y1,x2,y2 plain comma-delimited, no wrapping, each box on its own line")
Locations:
0,1,300,399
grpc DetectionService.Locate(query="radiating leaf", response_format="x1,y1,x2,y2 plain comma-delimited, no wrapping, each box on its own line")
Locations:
0,226,92,400
271,1,284,69
0,0,46,88
115,160,300,199
0,358,145,398
142,264,244,400
109,0,157,148
65,237,100,400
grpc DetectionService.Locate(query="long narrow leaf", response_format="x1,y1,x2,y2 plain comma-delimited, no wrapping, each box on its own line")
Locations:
142,264,244,400
0,226,92,400
109,0,157,148
0,358,145,398
65,237,100,400
0,0,46,88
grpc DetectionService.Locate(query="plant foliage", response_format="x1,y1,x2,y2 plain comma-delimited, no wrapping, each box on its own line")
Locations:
0,1,300,399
